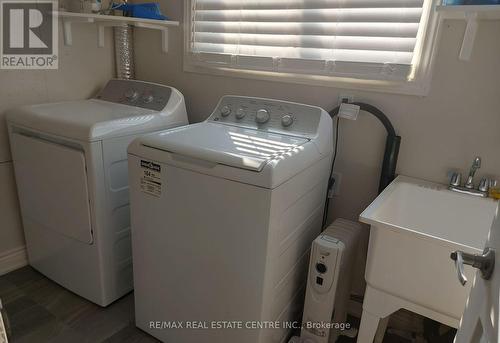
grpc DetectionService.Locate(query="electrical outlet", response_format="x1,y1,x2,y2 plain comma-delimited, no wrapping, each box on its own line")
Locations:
331,172,342,196
339,94,354,104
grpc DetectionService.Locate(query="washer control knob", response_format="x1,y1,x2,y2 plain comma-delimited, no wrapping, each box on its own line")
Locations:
316,262,327,274
256,109,270,124
142,94,154,103
281,114,294,127
220,105,232,117
235,108,246,119
124,89,139,101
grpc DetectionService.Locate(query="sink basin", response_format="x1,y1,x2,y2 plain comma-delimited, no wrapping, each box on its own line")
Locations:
361,175,497,253
358,175,498,340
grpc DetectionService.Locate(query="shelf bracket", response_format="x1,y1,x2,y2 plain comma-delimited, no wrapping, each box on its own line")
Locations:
459,12,478,61
161,29,168,53
97,22,126,48
61,17,95,46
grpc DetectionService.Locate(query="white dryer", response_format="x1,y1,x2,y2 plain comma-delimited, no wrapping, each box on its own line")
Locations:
7,79,188,306
128,96,333,343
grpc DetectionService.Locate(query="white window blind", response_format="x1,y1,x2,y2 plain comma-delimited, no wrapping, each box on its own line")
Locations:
187,0,427,81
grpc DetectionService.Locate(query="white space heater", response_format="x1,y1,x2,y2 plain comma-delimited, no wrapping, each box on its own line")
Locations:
292,218,362,343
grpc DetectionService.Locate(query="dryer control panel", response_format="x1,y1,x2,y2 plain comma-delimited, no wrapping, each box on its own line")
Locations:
208,96,323,138
95,79,173,111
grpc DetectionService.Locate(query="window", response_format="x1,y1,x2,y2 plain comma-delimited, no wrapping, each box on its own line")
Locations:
184,0,438,95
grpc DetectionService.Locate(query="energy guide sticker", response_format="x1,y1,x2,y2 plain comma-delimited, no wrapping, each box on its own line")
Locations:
140,160,162,197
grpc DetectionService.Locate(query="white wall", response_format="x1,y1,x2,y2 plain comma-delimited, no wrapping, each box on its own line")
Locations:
132,1,500,293
0,23,114,271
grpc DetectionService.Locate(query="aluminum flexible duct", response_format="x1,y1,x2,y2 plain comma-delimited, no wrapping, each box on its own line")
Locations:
114,25,135,79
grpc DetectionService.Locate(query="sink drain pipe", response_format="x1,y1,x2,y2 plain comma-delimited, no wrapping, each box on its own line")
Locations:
322,103,401,228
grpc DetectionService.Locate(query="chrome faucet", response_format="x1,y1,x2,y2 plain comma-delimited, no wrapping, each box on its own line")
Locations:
464,156,481,189
449,156,489,197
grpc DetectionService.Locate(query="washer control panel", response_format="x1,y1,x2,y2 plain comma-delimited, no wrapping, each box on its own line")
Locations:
95,79,173,111
208,96,323,137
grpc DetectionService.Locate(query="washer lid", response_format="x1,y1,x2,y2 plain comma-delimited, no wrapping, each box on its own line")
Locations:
139,122,309,172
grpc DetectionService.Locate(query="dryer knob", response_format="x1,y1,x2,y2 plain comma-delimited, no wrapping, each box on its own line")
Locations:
124,89,139,101
281,114,294,127
142,94,154,103
256,109,270,124
220,105,232,117
235,108,246,119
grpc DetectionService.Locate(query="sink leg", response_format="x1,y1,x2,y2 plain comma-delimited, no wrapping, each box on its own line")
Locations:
357,310,382,343
374,316,389,343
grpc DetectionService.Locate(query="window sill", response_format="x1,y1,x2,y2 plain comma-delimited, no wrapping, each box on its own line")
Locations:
183,62,432,97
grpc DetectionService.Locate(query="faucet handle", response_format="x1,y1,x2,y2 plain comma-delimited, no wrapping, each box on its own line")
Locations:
450,172,461,187
464,156,482,189
451,251,468,286
472,156,481,169
478,178,489,193
464,176,474,189
450,248,495,286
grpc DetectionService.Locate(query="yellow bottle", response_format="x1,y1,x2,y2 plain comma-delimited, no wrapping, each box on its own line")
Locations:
489,180,500,200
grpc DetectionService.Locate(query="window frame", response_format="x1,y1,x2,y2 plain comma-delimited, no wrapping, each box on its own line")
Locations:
183,0,440,96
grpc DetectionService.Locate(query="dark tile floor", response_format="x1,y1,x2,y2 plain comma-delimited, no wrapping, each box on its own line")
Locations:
0,266,453,343
0,266,158,343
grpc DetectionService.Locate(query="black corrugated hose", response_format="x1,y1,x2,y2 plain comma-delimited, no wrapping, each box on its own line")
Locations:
322,102,401,228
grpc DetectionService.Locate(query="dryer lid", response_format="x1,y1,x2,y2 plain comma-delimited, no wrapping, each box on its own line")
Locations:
139,122,309,172
6,80,187,142
6,100,159,141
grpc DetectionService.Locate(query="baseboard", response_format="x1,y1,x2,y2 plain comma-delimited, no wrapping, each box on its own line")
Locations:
0,246,28,276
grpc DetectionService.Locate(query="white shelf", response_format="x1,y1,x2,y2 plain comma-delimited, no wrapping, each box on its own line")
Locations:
436,5,500,61
436,4,500,19
54,11,180,53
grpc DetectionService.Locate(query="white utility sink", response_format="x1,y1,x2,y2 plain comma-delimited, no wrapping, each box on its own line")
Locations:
357,175,498,343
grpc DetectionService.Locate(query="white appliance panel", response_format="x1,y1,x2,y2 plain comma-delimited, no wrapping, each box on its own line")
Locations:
11,133,93,244
6,80,186,142
128,95,333,341
7,80,189,306
130,155,270,343
209,96,323,138
130,153,331,343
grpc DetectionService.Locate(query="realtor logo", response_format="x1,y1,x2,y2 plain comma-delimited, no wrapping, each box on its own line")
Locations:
1,0,58,69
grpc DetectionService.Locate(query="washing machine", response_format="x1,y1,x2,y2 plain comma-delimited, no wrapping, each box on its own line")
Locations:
7,79,188,306
128,96,333,343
